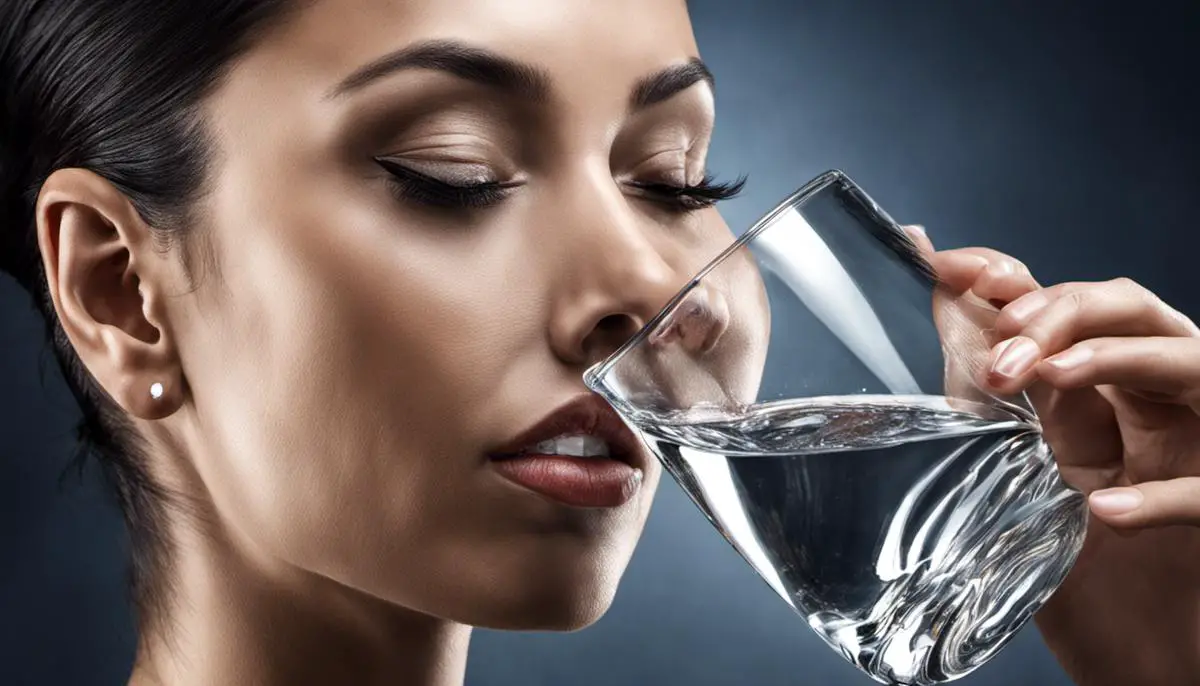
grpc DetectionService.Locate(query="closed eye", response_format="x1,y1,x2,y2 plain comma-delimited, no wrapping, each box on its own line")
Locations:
374,156,521,209
624,175,746,212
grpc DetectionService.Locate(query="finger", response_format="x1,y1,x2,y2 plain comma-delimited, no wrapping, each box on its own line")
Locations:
982,281,1200,394
1037,337,1200,409
943,246,1031,276
901,224,935,255
927,250,988,294
928,249,1039,315
979,335,1043,395
995,277,1200,344
1088,479,1200,529
971,261,1040,309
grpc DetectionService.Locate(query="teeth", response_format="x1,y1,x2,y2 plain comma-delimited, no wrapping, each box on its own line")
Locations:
531,434,611,458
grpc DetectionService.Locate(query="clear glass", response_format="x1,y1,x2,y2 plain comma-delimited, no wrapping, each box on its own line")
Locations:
584,170,1088,685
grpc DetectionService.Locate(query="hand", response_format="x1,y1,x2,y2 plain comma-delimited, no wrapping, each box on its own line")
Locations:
989,277,1200,527
907,225,1200,526
906,225,1200,685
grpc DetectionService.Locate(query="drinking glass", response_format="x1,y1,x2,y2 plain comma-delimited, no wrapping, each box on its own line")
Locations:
584,170,1089,685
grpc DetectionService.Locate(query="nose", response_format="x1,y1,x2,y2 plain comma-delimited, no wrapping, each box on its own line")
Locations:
548,183,691,367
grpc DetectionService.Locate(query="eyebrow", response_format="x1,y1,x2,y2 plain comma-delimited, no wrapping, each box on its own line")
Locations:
630,58,715,111
326,39,551,101
327,39,715,111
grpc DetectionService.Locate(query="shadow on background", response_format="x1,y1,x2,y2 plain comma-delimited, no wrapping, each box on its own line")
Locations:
3,1,1198,684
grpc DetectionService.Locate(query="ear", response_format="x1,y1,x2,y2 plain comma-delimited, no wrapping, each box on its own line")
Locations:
35,168,185,420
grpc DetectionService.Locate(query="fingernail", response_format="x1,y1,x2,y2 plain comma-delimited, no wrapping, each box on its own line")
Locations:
1089,487,1143,515
989,336,1040,379
1004,292,1048,325
905,224,926,236
1045,345,1094,371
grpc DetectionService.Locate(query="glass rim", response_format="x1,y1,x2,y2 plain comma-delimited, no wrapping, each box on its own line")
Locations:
583,168,853,389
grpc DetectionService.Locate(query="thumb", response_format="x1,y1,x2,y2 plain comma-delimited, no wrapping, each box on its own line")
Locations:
1088,478,1200,529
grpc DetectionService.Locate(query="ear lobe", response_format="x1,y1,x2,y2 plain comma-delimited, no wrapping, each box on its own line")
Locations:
36,168,185,420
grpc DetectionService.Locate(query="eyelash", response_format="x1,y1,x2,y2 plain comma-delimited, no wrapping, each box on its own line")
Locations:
374,157,745,212
624,175,746,212
375,157,517,209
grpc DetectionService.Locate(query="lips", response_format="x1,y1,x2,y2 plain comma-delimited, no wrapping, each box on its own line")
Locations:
488,394,647,508
488,394,644,468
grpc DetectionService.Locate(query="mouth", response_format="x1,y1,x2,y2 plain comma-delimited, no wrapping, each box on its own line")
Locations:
487,394,647,509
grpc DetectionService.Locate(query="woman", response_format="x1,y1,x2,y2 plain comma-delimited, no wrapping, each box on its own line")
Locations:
0,1,1196,684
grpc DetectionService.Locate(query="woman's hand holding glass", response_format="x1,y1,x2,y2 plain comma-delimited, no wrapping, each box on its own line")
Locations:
914,227,1200,685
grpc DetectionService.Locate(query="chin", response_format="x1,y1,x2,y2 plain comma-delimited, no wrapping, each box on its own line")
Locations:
471,592,618,632
458,562,626,632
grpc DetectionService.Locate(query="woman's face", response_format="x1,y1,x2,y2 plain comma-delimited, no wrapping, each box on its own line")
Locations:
176,0,737,629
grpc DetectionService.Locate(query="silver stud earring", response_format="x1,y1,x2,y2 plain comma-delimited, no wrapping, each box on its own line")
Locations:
150,382,164,400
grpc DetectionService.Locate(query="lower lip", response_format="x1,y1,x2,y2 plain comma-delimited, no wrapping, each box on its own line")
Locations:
490,454,643,508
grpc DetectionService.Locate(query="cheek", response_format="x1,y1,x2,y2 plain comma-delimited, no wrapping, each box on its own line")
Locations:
182,203,520,572
663,208,739,279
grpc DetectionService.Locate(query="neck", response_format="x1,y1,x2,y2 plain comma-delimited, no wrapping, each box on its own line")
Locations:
126,523,472,686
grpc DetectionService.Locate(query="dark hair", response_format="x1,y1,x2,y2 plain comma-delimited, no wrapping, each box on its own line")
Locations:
0,0,299,635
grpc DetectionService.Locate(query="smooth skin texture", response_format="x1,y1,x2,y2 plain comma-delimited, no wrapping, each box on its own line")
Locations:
24,0,1200,684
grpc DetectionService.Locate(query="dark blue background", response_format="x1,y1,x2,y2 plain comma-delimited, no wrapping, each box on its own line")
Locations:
3,2,1198,684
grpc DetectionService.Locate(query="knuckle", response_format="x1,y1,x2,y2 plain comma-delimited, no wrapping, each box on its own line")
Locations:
1127,281,1167,316
1063,289,1091,314
1108,277,1155,305
1043,281,1086,300
1109,276,1141,291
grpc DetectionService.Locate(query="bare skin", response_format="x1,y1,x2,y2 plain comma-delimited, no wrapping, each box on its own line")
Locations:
27,0,1200,684
36,1,734,684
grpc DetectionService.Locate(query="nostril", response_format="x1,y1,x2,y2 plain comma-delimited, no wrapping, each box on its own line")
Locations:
583,313,644,362
596,313,640,337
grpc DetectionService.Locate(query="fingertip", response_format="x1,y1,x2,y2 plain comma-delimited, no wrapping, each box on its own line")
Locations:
1088,482,1200,530
1088,487,1143,517
1086,487,1152,533
977,367,1035,399
931,252,990,292
902,224,934,252
985,336,1042,390
1116,478,1200,529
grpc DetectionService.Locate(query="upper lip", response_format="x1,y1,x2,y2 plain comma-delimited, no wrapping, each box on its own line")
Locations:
489,393,645,468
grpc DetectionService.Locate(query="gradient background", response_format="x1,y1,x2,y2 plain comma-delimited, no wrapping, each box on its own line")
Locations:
3,2,1199,684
